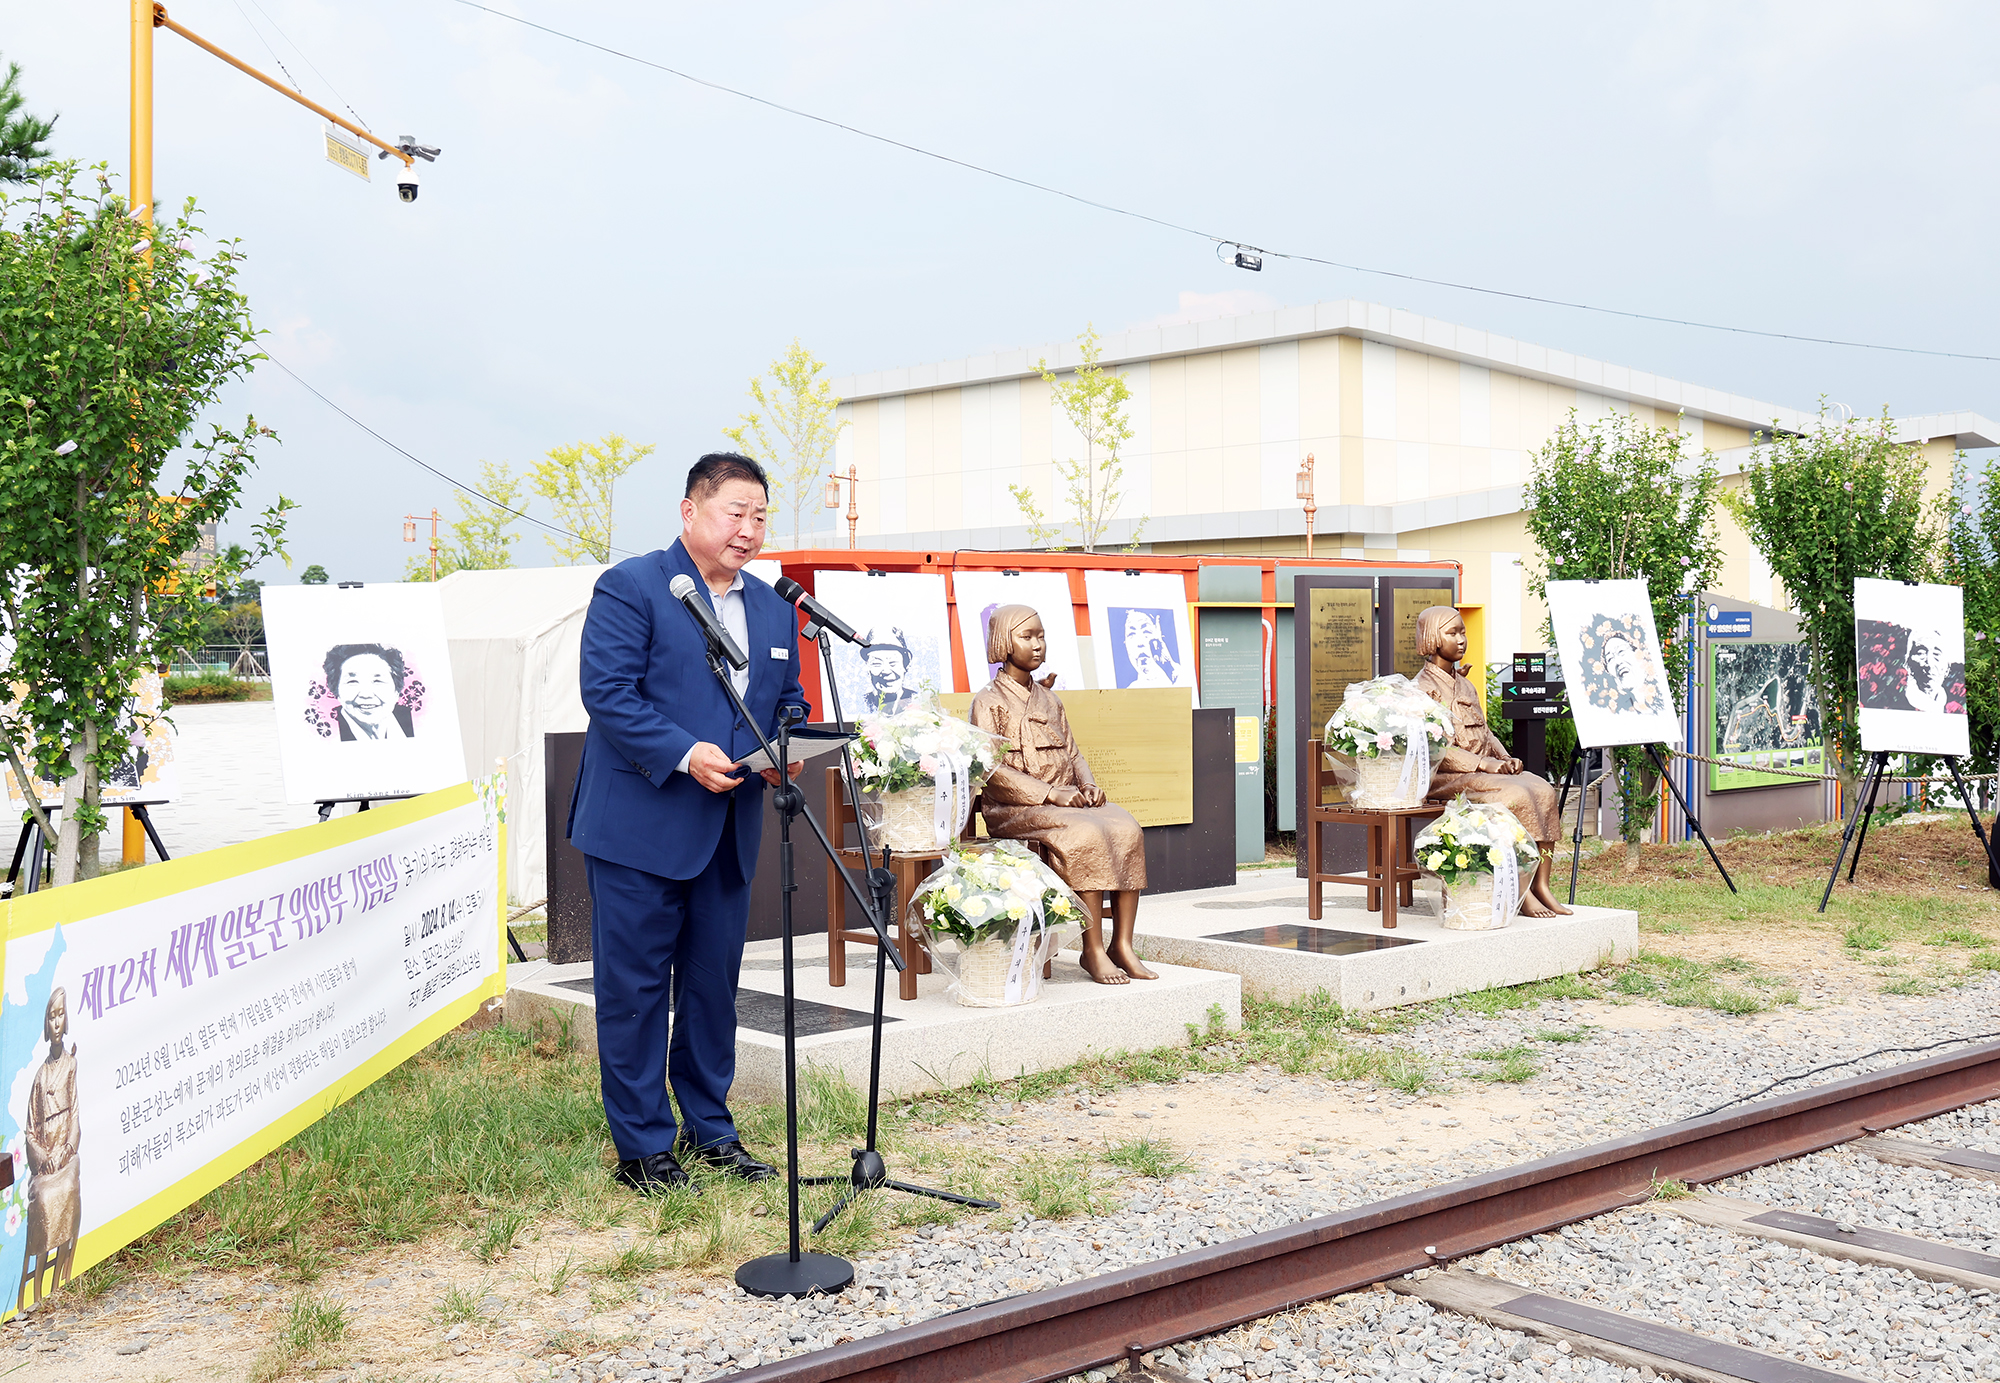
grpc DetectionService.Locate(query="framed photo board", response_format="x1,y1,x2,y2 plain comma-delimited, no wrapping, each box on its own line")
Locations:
1082,571,1199,705
264,584,468,805
1546,579,1681,749
1708,641,1823,790
951,570,1088,691
813,570,954,715
1855,578,1969,757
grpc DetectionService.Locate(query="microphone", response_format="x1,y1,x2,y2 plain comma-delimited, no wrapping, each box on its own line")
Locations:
669,573,747,670
773,576,861,645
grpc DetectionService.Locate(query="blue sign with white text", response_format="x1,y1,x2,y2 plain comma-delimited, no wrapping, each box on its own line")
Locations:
1706,605,1752,639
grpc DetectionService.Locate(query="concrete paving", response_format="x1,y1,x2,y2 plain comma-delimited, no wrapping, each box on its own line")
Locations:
140,700,313,861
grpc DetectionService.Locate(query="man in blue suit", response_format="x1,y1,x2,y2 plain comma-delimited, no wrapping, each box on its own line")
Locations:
570,453,807,1193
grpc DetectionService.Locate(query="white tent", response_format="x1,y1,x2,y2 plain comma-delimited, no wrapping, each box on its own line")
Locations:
438,565,609,904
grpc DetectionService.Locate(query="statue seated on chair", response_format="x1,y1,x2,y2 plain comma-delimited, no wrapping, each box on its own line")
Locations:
967,604,1154,985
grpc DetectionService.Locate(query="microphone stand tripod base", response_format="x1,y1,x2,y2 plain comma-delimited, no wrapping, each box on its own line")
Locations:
734,1252,854,1300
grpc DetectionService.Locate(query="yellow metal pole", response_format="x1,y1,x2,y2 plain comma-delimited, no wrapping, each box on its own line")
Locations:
131,0,154,226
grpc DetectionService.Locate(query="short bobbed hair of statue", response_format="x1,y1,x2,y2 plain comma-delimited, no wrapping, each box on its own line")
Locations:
685,452,770,503
985,604,1041,665
1414,606,1464,659
324,643,408,693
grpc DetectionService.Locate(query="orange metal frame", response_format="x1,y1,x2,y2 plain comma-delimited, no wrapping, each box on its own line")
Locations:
763,548,1463,720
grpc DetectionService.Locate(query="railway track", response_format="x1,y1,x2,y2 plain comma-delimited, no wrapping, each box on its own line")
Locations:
725,1038,2000,1383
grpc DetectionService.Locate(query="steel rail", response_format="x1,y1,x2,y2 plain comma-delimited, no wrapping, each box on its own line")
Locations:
729,1038,2000,1383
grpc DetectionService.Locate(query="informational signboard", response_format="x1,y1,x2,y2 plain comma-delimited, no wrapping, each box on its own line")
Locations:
940,689,1192,827
1387,586,1456,678
323,124,371,181
1705,606,1752,640
1307,587,1373,735
0,783,504,1315
1198,608,1266,864
1709,642,1823,791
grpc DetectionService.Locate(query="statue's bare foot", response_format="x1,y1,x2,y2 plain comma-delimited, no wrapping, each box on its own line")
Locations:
1518,895,1560,919
1108,942,1158,979
1534,883,1574,916
1080,949,1130,985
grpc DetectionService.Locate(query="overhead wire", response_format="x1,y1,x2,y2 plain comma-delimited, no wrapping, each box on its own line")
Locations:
238,0,376,131
263,353,640,558
447,0,2000,365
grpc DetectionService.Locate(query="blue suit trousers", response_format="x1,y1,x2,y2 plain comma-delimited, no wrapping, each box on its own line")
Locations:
586,817,750,1159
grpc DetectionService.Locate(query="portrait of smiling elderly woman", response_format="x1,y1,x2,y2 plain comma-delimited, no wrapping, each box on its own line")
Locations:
322,643,416,741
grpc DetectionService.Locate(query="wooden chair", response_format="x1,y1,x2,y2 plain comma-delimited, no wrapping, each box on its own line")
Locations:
1304,738,1444,930
825,766,940,1001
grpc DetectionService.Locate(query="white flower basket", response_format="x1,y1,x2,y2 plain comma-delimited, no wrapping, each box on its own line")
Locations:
1439,874,1532,931
956,937,1017,1001
859,785,971,853
1353,752,1427,809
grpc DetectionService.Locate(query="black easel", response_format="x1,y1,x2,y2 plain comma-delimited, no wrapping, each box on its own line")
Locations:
5,799,174,897
694,640,907,1299
1820,752,2000,911
798,620,1000,1234
1643,742,1736,893
1560,753,1587,906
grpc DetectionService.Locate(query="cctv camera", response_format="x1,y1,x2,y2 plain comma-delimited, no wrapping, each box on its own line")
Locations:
397,161,420,203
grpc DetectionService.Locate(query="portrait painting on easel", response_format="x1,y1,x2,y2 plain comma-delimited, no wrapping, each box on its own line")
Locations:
264,584,468,805
1545,578,1682,750
1854,578,1969,757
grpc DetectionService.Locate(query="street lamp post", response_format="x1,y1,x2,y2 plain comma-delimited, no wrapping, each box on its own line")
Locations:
1295,453,1317,558
403,509,441,582
824,465,859,550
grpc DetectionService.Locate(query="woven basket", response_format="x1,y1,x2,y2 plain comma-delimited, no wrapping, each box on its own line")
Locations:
1352,752,1427,809
1439,874,1532,931
956,937,1016,1002
860,786,967,853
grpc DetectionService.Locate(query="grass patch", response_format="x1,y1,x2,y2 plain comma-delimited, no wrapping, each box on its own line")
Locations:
1102,1137,1194,1180
1845,920,1894,951
1608,951,1792,1015
1972,950,2000,972
253,1290,351,1382
1648,1173,1694,1201
165,672,271,704
1447,974,1597,1018
1925,926,1991,948
1467,1045,1539,1083
1881,976,1939,996
1013,1153,1112,1220
431,1279,488,1326
596,1241,667,1280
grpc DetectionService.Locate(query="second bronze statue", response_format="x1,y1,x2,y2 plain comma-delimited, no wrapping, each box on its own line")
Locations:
968,604,1155,985
1414,605,1574,917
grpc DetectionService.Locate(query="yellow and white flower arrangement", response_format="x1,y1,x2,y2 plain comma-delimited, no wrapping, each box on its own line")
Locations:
1412,795,1539,887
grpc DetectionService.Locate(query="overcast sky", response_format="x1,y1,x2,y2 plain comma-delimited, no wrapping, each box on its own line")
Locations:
10,1,1998,581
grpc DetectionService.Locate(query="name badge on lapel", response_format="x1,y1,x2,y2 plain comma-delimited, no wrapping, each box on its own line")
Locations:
770,647,790,660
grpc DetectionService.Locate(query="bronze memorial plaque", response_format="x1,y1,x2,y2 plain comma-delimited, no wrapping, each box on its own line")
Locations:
1308,587,1373,733
939,688,1193,827
1391,586,1456,677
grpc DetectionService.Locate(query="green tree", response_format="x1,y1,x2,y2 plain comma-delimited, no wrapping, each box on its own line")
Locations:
1930,455,1996,780
530,433,652,565
299,564,329,584
404,461,524,581
0,164,290,883
1725,408,1936,782
723,341,848,548
0,58,56,185
1524,410,1723,860
1012,326,1141,552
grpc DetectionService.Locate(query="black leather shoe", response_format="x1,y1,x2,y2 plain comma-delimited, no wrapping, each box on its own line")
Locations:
614,1150,695,1195
681,1138,777,1182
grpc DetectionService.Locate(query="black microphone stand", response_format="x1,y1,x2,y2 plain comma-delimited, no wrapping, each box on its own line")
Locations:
796,620,999,1233
693,638,905,1300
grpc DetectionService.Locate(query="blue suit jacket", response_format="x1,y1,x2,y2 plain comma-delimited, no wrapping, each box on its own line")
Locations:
568,541,807,881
